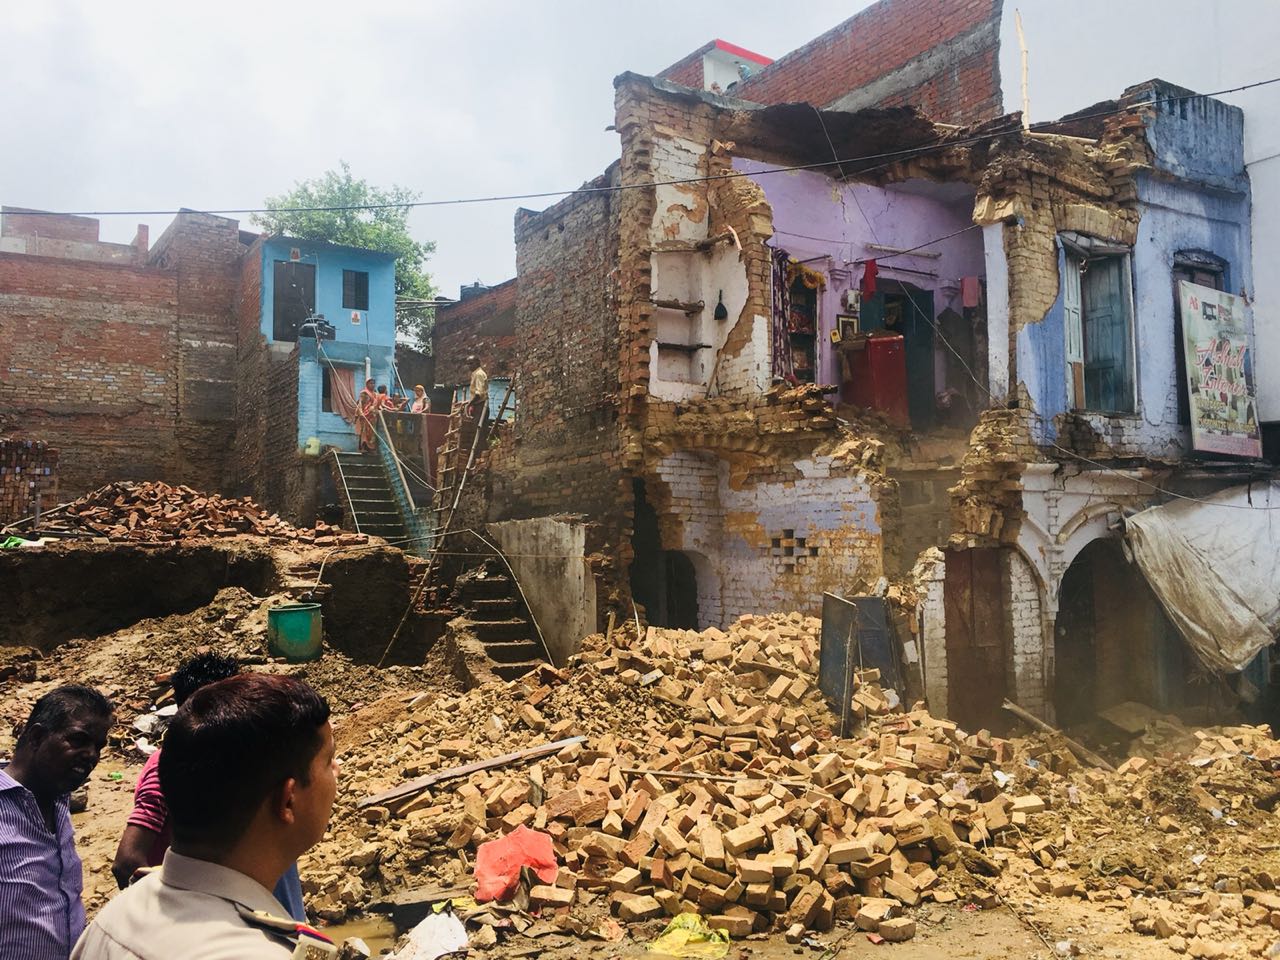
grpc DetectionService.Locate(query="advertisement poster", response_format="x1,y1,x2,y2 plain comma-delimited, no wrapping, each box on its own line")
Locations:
1179,281,1261,458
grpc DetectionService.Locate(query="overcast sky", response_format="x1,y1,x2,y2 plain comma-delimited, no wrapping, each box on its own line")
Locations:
5,2,1277,301
0,1,864,298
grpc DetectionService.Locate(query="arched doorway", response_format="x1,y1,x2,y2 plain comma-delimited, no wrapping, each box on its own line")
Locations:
1054,538,1190,726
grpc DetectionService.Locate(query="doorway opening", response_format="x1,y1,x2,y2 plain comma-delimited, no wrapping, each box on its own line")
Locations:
628,479,702,629
1054,537,1192,726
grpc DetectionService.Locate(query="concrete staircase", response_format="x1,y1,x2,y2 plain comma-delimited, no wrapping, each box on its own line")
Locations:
455,567,545,682
332,451,409,545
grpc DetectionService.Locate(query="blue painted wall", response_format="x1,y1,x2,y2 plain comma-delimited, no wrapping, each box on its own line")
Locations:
256,237,399,451
1017,90,1251,456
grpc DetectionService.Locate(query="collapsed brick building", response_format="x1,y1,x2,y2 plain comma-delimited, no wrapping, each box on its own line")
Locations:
0,206,426,526
440,39,1269,729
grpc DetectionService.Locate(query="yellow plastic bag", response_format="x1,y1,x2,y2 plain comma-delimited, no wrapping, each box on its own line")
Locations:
647,913,731,958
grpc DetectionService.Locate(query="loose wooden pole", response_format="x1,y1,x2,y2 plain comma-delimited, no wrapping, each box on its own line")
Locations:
1001,699,1116,772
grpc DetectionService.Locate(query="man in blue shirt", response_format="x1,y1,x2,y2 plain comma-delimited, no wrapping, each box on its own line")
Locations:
0,685,113,960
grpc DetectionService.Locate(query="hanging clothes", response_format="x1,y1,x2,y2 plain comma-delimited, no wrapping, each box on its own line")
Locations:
860,259,878,297
770,247,795,382
326,365,359,423
961,276,982,308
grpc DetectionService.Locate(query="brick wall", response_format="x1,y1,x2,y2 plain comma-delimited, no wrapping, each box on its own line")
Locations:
0,251,181,497
0,212,243,500
650,448,887,627
733,0,1002,124
229,240,305,520
1,208,101,244
148,212,243,490
655,43,712,89
1006,547,1045,715
0,438,58,524
487,171,626,616
433,278,518,387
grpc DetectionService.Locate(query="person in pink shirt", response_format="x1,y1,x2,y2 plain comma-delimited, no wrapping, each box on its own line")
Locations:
110,654,308,922
112,653,238,888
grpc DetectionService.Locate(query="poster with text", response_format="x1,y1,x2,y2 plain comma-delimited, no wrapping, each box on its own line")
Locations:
1179,280,1261,458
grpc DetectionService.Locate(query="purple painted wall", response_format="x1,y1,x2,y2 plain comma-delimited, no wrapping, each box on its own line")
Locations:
735,160,985,389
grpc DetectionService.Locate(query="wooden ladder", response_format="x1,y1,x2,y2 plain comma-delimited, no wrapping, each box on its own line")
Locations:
379,378,517,666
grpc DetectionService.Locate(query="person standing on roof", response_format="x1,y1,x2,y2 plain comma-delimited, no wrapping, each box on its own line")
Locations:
0,685,114,960
466,354,488,423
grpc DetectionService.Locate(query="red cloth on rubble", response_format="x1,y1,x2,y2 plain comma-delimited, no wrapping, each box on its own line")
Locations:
473,825,558,902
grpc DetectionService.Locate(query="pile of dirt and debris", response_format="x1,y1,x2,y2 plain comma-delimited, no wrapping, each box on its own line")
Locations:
0,587,440,756
305,613,1280,955
24,481,368,546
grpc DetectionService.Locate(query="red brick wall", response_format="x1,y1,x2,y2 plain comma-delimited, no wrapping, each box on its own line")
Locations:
232,239,269,499
656,44,710,89
433,278,518,387
733,0,1003,124
488,172,626,615
149,213,244,489
0,438,58,524
0,213,243,500
1,207,100,244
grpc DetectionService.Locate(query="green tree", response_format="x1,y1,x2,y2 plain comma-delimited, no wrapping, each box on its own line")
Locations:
255,162,437,348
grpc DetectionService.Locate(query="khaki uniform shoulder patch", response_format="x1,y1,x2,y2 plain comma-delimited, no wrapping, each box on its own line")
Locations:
235,905,338,958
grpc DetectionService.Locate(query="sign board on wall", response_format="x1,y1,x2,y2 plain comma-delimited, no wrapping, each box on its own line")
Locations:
1179,281,1261,459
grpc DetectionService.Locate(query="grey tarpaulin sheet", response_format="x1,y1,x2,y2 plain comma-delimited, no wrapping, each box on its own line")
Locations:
1125,481,1280,673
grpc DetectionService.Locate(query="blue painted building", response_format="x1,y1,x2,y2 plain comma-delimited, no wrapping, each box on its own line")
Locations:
255,235,399,452
1018,80,1253,459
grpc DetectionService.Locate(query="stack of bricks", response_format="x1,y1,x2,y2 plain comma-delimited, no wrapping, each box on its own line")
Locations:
0,438,58,525
327,613,1069,942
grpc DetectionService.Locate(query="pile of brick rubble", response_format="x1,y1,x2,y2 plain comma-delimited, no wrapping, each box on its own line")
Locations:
27,481,367,545
307,612,1280,953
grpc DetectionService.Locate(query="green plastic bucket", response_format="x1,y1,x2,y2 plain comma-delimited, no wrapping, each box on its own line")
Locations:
267,603,323,662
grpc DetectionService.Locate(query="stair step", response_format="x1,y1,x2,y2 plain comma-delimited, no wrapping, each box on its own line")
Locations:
492,661,541,682
483,640,542,663
469,618,530,642
457,577,512,600
469,598,518,617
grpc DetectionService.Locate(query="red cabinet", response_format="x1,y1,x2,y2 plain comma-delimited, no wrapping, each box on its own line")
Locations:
841,334,909,427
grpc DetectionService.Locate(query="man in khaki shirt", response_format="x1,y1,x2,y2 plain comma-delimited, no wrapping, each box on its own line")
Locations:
73,674,339,959
466,354,489,423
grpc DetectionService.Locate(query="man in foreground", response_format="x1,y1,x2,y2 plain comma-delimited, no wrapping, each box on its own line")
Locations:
74,673,339,958
110,652,307,921
1,685,114,960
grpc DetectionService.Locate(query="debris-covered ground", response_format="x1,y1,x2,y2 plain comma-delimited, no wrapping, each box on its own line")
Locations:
6,585,1280,959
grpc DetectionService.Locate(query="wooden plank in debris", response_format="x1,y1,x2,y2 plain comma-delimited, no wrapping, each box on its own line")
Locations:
358,735,587,808
1001,699,1116,772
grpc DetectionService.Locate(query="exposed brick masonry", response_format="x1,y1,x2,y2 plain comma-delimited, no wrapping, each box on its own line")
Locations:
733,0,1002,125
433,278,517,387
0,212,245,500
0,438,58,524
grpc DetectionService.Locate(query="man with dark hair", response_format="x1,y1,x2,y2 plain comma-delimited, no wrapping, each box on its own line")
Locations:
1,684,113,960
110,653,306,918
465,354,488,423
74,674,338,958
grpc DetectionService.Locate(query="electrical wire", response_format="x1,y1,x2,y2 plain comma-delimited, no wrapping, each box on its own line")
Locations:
7,78,1278,220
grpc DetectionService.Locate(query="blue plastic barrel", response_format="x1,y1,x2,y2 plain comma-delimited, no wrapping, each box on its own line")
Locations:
267,603,323,661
